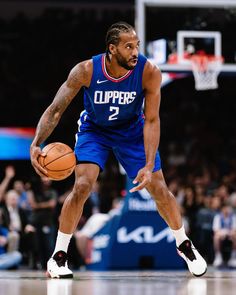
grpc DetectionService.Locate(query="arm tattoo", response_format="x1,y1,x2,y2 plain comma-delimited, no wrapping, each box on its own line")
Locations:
32,61,91,146
35,86,77,144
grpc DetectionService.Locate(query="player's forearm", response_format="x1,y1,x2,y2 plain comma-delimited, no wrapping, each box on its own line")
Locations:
31,105,61,146
32,82,77,147
143,118,160,170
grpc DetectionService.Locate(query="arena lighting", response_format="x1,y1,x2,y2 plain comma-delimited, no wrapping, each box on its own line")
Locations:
0,127,36,160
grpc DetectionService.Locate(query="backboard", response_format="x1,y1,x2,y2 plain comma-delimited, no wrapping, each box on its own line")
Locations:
135,0,236,73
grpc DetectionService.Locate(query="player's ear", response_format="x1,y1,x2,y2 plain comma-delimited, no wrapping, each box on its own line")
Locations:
109,44,116,55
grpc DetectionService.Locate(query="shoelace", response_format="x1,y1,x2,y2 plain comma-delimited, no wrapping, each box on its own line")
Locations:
178,240,196,261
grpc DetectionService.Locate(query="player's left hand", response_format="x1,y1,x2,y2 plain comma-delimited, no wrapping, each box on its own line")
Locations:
129,166,152,193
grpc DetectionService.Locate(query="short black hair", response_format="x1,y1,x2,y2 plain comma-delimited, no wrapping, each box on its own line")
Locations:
105,21,135,58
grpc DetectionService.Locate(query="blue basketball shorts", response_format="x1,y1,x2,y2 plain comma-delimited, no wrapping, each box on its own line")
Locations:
74,116,161,179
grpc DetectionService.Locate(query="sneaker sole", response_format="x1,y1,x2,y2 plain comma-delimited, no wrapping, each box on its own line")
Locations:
177,250,207,277
192,267,207,277
46,271,73,279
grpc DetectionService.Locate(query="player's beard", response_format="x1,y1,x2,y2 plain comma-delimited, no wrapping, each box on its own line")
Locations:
116,51,137,70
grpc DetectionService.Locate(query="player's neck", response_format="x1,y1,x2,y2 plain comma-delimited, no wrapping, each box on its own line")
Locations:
105,56,130,79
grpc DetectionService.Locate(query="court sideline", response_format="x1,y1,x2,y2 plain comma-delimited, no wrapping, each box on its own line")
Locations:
0,269,235,295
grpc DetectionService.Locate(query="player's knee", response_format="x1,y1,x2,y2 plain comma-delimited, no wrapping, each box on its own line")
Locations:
73,178,93,198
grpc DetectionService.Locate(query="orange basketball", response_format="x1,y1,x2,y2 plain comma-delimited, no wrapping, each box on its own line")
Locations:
38,142,76,181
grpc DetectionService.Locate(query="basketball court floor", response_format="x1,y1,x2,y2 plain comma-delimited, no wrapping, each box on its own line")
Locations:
0,268,235,295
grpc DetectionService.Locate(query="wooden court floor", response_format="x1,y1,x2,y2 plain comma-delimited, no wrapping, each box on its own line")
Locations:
0,268,235,295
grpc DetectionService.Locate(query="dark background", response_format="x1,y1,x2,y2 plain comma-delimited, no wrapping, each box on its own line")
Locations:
0,0,135,198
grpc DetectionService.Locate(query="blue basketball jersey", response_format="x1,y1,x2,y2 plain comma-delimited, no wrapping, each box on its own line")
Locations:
75,53,162,177
82,53,147,128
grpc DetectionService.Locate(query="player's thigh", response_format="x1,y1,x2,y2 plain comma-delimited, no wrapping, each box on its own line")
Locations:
114,138,161,179
75,131,110,172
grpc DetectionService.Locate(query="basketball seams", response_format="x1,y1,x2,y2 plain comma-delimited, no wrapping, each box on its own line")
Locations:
44,151,75,169
44,142,59,154
38,142,76,180
40,142,60,168
46,164,76,172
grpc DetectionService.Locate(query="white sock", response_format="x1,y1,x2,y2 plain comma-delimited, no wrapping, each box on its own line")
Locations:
52,231,73,256
171,224,189,247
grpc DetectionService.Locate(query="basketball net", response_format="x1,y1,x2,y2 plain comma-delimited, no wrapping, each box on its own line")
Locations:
190,55,223,91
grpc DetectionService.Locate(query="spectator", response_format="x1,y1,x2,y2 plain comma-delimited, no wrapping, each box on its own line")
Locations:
13,180,32,216
196,196,220,263
1,189,29,253
0,208,22,270
27,177,57,269
213,202,236,267
0,166,15,203
214,184,230,204
229,192,236,213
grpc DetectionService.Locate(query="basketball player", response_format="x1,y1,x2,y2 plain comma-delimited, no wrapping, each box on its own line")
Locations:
30,22,207,278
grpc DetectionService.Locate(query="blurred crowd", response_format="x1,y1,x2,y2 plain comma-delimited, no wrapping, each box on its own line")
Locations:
1,157,236,270
0,164,124,270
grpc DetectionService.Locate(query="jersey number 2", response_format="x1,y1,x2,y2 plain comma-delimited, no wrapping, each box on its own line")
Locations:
108,106,119,121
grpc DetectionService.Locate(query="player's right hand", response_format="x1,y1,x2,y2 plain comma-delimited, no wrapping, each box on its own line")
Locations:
30,145,48,177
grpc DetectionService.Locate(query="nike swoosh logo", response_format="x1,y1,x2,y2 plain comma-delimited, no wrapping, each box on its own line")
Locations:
97,79,108,84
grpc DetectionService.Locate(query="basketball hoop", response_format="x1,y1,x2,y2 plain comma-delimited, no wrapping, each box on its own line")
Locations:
190,54,223,91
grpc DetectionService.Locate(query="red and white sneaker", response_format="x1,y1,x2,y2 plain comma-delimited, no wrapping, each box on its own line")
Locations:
47,251,73,279
177,240,207,277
